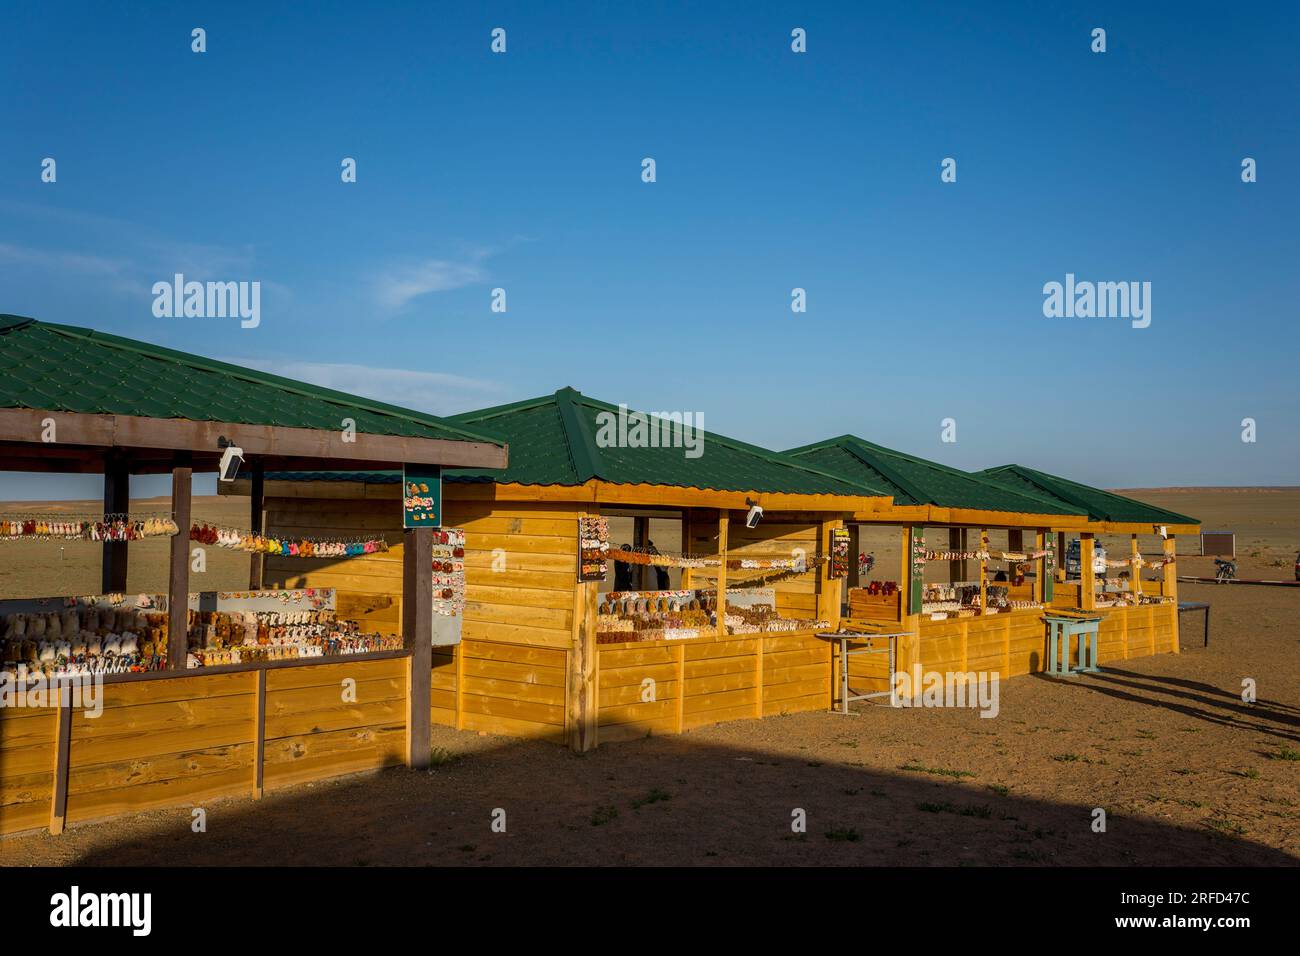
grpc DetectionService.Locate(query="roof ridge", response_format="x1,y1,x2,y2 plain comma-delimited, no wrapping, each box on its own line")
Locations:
985,464,1198,524
832,439,929,503
559,391,888,496
554,387,603,481
26,319,504,446
454,389,888,496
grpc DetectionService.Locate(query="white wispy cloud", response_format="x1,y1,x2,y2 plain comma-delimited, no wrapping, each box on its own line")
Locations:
229,358,501,416
373,254,490,310
0,242,132,276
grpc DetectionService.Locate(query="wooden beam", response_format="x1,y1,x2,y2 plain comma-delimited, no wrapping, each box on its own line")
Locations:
248,460,265,589
403,526,433,768
101,450,129,593
0,407,508,470
167,455,192,669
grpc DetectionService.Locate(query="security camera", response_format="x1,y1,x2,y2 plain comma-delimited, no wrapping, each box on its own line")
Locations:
745,501,763,529
217,445,244,482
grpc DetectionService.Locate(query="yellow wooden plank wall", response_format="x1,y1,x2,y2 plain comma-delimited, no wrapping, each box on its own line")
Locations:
1,656,414,836
429,640,568,743
263,497,404,635
444,499,580,651
263,658,407,791
594,630,831,744
65,671,258,827
0,705,57,835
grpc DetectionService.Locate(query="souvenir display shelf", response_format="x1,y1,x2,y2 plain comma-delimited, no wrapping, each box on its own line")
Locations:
0,586,407,680
184,588,401,668
920,583,1043,620
1,593,170,679
596,587,829,645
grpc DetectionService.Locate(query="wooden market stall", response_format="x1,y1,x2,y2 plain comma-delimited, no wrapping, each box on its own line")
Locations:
0,316,508,835
786,436,1093,699
230,388,893,751
979,464,1200,663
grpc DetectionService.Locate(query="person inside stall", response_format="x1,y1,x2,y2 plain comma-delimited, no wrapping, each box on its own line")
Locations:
647,540,670,590
614,545,634,591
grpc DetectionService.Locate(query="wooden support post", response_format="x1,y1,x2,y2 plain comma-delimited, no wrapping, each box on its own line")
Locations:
49,695,72,835
167,455,192,670
1007,529,1024,552
680,511,695,590
847,523,861,590
101,449,129,593
1034,530,1046,603
1164,534,1180,653
978,529,989,615
1056,531,1067,582
403,525,433,769
896,525,922,702
1131,534,1141,598
248,460,265,590
569,511,599,752
633,515,650,591
676,643,687,732
569,579,599,752
1080,533,1096,611
949,527,963,584
817,518,844,630
454,643,466,730
253,669,266,798
715,511,729,637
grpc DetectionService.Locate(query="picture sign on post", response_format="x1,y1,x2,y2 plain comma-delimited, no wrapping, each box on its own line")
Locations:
402,465,442,529
908,526,926,615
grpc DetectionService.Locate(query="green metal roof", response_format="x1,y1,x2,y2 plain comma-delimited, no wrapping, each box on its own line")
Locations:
0,315,505,446
440,388,889,497
784,435,1087,516
978,464,1199,526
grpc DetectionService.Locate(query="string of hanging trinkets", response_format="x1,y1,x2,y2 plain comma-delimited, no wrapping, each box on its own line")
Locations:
189,524,390,558
0,514,180,542
606,547,721,569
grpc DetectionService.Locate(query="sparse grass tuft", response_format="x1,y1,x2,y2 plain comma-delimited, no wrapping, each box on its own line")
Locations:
632,788,671,809
898,762,974,779
824,827,862,842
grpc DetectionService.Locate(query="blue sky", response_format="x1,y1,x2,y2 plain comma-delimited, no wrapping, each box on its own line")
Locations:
1,0,1297,500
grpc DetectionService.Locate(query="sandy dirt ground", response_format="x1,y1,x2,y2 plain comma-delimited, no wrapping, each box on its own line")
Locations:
1,489,1296,866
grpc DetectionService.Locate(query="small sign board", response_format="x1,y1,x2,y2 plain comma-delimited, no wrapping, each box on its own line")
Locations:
402,465,442,529
907,527,926,615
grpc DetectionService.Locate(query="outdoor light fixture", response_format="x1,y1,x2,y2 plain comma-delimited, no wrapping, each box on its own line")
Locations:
1155,524,1168,538
217,437,244,483
745,498,764,529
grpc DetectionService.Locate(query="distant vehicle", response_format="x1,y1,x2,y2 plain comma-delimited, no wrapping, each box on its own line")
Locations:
1214,558,1237,584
